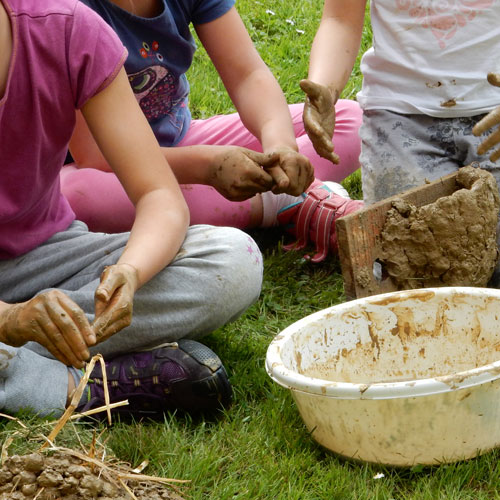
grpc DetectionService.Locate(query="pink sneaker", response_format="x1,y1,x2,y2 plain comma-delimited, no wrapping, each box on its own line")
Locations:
277,181,364,263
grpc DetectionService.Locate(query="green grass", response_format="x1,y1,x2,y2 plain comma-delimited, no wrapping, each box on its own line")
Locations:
189,0,372,118
2,1,499,499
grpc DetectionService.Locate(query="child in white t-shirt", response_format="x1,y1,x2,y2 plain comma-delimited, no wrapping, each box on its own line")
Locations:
301,0,500,204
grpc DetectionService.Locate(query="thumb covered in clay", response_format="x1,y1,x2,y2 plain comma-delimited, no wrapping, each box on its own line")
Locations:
242,150,280,169
487,72,500,88
243,149,290,190
300,78,324,101
92,263,139,342
300,79,339,164
473,72,500,162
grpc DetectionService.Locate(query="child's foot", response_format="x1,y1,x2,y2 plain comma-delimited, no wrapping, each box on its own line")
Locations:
277,180,364,262
77,339,232,419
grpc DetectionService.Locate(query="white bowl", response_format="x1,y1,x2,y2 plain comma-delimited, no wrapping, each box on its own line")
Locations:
265,287,500,466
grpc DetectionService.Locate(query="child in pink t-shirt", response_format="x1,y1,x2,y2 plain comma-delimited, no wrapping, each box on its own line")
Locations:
0,0,263,418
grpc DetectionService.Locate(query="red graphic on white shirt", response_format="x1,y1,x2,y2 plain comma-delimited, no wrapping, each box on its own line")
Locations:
396,0,493,49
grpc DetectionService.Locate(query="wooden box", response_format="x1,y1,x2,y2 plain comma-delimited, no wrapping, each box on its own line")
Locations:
336,172,459,300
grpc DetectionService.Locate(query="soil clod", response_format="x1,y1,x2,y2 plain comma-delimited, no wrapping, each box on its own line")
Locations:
0,452,184,500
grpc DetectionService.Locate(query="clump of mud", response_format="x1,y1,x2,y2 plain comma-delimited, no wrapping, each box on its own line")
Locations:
379,165,500,289
0,451,183,500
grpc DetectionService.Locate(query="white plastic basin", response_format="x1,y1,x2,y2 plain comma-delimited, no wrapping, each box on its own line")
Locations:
265,287,500,466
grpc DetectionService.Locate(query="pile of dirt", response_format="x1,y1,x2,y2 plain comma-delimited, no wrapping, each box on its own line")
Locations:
0,451,184,500
379,165,500,289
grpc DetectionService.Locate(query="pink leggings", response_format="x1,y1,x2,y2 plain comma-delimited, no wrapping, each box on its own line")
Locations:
61,100,362,233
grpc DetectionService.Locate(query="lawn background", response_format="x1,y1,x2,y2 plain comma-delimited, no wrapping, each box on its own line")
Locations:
2,1,500,499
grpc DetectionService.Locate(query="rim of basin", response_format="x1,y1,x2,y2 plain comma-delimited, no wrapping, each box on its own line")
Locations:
265,286,500,400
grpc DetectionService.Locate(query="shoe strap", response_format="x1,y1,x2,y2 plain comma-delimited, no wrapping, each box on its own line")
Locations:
282,193,321,251
297,188,336,261
307,204,336,263
283,186,363,262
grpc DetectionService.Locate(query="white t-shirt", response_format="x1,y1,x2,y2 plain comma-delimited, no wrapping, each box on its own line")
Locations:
357,0,500,117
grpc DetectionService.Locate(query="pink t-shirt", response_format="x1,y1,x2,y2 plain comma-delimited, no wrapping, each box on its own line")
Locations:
0,0,127,258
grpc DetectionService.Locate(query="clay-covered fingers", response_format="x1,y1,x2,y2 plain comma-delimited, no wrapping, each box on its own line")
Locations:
300,79,340,164
37,297,93,367
210,148,277,201
473,106,500,162
475,123,500,158
487,72,500,87
473,107,500,162
92,264,138,342
472,73,500,162
299,79,323,100
283,153,315,195
303,101,340,164
243,149,291,191
36,293,95,365
0,292,94,368
92,295,133,342
473,108,500,138
266,150,314,196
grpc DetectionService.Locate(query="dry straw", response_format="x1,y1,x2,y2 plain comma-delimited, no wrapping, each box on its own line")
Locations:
0,354,189,500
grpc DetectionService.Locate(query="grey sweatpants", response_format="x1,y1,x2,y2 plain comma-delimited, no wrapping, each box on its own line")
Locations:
0,221,263,416
359,109,500,204
359,109,500,286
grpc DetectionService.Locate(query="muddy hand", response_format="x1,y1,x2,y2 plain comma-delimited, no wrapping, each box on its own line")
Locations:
300,79,340,164
209,147,279,201
473,73,500,162
0,291,95,368
92,263,139,343
265,148,314,196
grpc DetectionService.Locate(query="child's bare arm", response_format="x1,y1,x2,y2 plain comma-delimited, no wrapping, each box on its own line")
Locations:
308,0,367,99
304,0,366,161
70,5,314,200
70,109,300,199
195,6,314,196
79,67,189,340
